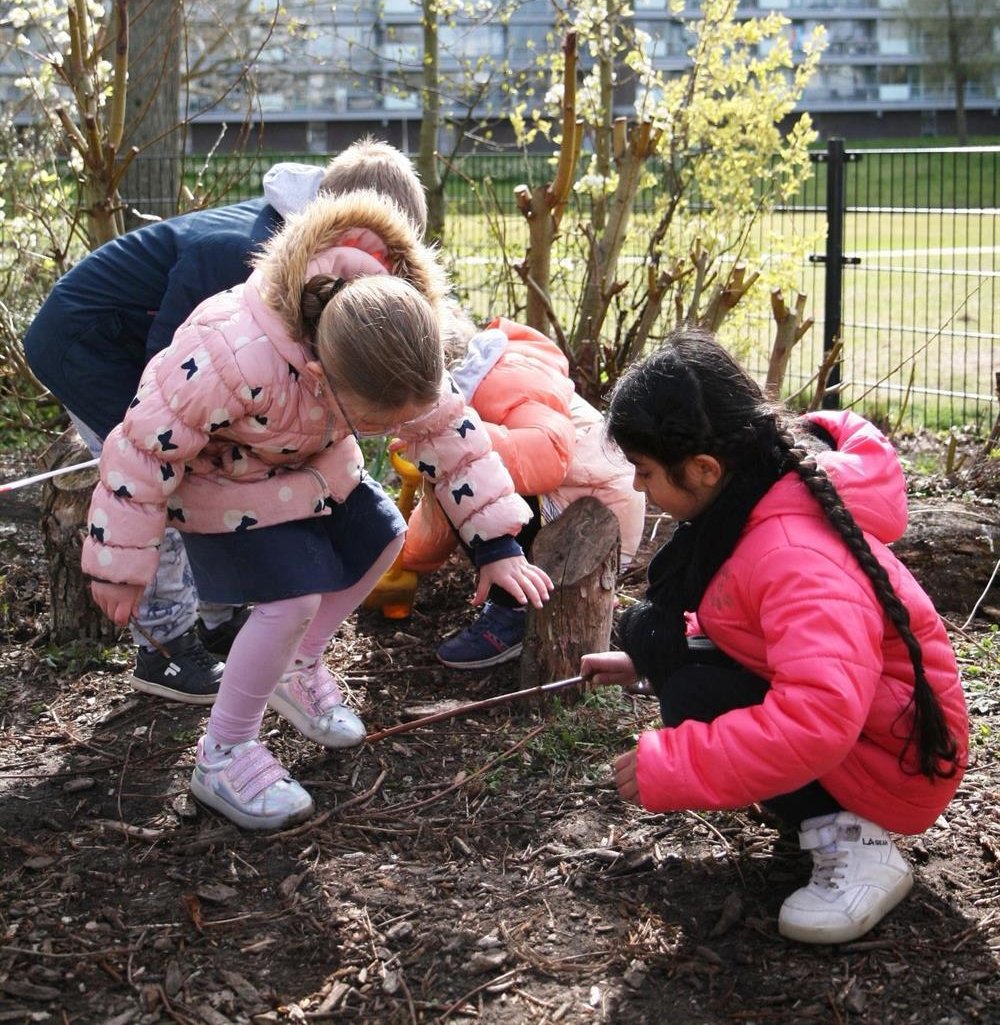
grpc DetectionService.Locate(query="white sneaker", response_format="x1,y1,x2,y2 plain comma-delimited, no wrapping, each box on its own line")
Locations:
190,734,314,831
268,659,366,748
778,812,914,945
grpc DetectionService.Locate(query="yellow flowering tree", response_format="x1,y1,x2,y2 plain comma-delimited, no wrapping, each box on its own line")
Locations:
512,0,825,401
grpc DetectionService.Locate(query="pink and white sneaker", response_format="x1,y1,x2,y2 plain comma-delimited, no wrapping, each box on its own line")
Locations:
190,734,314,830
268,659,366,748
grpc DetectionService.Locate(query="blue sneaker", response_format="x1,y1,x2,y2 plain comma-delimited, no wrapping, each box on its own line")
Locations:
436,602,526,669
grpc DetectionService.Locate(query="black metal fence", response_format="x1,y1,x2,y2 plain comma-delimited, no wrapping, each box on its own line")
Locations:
768,141,998,432
127,143,999,431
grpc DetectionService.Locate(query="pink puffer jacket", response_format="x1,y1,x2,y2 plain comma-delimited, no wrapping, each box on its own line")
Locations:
635,410,968,834
82,192,531,588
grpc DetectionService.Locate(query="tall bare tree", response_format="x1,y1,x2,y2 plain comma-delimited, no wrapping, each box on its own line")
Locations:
325,0,533,242
906,0,1000,144
119,0,183,226
418,0,444,241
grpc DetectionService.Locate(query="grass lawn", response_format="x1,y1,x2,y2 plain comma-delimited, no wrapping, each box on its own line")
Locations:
442,192,998,431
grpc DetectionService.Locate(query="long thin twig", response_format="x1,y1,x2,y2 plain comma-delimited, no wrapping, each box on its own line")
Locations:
437,967,523,1023
270,769,388,841
365,675,586,743
129,617,172,658
349,724,549,820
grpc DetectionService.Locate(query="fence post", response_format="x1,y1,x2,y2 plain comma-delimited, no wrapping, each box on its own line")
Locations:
822,137,845,408
810,137,861,410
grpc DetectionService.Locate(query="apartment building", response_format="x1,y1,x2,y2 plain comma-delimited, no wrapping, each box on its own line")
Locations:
4,1,997,152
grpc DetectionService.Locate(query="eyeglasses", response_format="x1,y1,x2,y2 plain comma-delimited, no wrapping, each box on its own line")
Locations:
329,382,439,441
329,384,386,440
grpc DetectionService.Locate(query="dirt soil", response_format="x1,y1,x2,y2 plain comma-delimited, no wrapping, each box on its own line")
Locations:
1,433,999,1025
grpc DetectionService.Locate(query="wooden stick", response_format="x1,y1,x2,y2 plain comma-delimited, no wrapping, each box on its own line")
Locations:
365,675,586,744
129,617,173,659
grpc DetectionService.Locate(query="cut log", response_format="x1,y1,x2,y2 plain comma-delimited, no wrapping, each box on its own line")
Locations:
38,428,117,645
892,499,1000,624
520,497,620,700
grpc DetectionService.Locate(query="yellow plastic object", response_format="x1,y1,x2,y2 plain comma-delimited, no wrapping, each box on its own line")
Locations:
362,448,423,619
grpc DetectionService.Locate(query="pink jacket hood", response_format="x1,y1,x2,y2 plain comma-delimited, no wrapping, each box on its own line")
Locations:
635,411,967,835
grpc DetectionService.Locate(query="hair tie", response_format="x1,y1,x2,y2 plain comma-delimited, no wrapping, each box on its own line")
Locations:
301,275,350,351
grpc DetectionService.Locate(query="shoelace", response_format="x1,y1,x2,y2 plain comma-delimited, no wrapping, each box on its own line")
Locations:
810,847,849,889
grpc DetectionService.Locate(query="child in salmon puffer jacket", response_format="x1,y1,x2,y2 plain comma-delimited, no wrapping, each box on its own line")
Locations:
397,313,646,669
582,326,968,947
83,191,552,830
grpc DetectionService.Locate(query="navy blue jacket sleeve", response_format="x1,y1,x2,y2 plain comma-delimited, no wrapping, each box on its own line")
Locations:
145,230,266,360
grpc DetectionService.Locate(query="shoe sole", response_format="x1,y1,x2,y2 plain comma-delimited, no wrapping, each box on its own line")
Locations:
778,870,914,945
267,691,367,749
437,642,523,670
190,773,315,831
130,674,218,706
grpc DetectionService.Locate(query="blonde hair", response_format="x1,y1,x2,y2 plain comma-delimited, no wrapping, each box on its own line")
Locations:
301,274,443,409
320,137,428,236
439,299,479,368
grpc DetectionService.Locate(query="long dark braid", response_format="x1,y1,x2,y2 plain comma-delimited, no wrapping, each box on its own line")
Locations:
776,428,959,779
608,326,960,781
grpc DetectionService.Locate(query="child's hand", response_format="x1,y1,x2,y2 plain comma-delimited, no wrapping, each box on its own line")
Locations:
474,556,552,609
90,580,144,626
613,748,641,805
580,651,638,688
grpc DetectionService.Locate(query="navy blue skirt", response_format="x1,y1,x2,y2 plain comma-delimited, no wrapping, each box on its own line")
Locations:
180,475,406,604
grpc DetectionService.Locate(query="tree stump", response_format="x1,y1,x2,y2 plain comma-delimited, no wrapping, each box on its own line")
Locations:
520,497,620,700
891,498,1000,624
38,429,116,645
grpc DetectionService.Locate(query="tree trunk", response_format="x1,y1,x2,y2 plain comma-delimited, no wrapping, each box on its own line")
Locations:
39,430,117,645
765,288,814,400
120,0,182,226
520,497,620,700
419,0,445,243
515,183,559,333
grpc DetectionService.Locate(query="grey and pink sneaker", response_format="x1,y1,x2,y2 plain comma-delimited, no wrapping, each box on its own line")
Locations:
268,659,366,748
190,735,314,830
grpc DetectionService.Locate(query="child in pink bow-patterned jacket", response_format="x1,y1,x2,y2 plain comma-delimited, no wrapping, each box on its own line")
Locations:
83,191,552,830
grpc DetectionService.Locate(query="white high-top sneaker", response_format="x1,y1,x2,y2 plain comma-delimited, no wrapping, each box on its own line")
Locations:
778,811,914,945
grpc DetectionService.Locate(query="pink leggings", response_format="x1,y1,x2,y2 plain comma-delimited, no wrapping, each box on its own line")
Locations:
206,535,403,746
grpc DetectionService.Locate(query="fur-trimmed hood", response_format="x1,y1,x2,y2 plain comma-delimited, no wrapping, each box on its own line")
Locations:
253,189,450,340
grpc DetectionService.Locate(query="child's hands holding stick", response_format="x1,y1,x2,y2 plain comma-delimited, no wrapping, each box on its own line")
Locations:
580,650,638,689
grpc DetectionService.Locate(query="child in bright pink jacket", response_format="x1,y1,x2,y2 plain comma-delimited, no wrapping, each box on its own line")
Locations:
398,316,646,669
84,191,551,830
582,327,967,947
